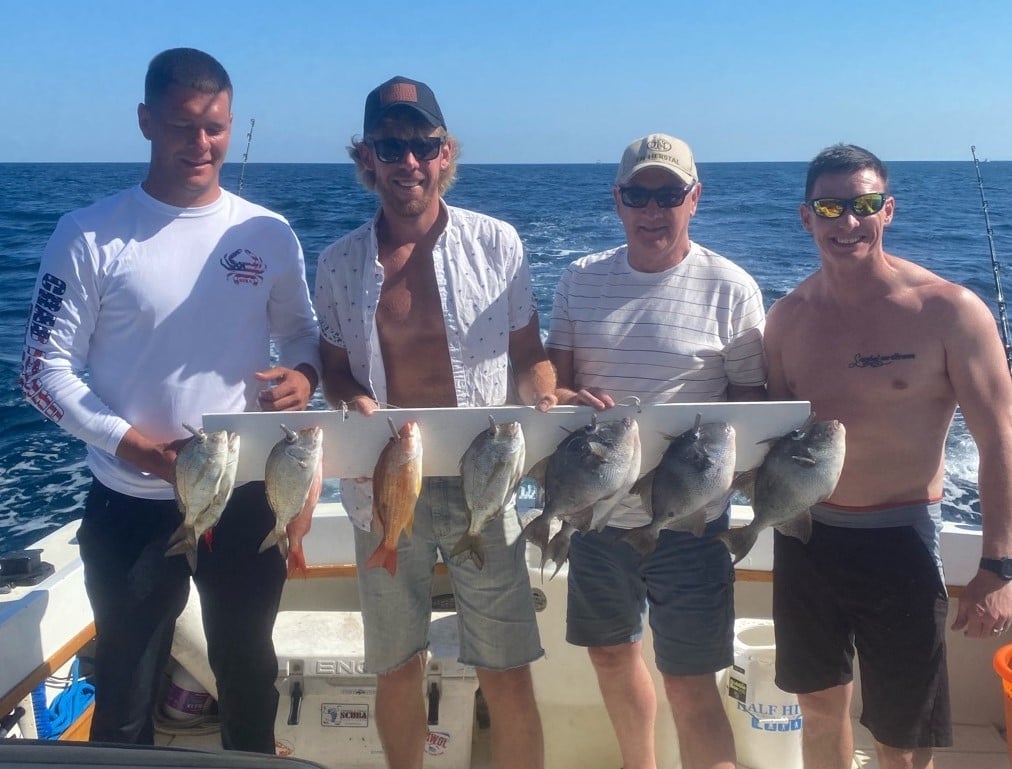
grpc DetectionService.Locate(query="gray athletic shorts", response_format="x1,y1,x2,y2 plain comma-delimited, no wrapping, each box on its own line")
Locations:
773,504,952,749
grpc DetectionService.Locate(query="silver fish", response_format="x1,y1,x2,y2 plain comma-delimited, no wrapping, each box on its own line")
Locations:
451,417,526,569
260,424,324,575
522,416,641,576
717,414,846,564
621,415,736,556
166,423,240,572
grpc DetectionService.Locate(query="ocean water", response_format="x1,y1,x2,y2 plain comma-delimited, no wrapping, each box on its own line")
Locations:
2,160,1009,553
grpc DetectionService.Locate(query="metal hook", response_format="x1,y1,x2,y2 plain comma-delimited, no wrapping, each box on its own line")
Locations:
386,417,399,440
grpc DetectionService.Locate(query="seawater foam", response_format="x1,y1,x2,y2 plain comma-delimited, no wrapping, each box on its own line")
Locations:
721,618,802,769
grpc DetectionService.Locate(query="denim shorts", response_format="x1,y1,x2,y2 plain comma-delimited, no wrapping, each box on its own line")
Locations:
354,476,544,674
566,511,735,676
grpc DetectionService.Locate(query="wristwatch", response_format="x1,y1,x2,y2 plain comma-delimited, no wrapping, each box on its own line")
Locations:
980,557,1012,580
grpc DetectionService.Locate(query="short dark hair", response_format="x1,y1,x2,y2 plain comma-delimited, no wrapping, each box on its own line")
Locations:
805,144,889,199
144,48,232,106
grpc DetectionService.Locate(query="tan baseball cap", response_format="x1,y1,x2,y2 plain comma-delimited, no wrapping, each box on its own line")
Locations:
615,133,697,186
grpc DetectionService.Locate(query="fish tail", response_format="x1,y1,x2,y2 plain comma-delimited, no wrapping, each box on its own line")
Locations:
617,526,659,557
520,515,551,552
257,529,279,555
544,529,572,571
716,525,759,565
277,533,290,561
165,525,198,572
450,533,486,570
365,542,398,575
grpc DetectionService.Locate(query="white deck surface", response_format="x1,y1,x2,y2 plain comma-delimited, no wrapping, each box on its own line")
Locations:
155,719,1010,768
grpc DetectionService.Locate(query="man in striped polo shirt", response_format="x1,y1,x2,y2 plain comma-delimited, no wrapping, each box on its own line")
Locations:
546,133,767,769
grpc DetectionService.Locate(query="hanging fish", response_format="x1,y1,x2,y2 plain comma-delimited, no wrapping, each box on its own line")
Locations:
260,424,324,577
365,420,423,575
166,423,240,573
451,417,526,569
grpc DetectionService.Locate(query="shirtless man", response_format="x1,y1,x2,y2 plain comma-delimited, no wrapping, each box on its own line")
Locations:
764,143,1012,769
314,76,555,769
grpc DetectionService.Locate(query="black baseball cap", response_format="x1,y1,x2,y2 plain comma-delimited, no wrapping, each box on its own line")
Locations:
363,76,446,136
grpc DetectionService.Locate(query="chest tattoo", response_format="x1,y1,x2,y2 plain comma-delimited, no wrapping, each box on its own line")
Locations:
848,352,916,369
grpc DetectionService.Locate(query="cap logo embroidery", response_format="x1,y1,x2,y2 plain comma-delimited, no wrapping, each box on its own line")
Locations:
648,137,672,152
381,83,418,105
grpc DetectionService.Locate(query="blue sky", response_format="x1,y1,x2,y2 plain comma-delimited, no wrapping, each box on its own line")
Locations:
3,0,1010,164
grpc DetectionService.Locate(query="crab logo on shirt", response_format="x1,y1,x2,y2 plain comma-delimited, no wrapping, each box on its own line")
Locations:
221,248,265,286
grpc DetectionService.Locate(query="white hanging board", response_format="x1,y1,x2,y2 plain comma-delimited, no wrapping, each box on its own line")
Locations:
202,401,811,484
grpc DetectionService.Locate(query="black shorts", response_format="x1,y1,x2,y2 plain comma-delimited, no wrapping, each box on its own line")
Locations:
772,522,952,749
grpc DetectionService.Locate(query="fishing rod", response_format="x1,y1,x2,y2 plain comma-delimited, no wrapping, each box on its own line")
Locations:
237,118,255,196
971,145,1012,368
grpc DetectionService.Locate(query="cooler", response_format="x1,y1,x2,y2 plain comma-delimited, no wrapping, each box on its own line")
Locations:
273,611,478,768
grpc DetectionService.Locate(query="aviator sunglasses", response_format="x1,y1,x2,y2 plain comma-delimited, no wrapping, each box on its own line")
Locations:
807,193,887,219
619,182,697,209
367,136,445,164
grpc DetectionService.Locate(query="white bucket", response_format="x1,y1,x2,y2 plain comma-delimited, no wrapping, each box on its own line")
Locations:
721,618,802,769
163,662,212,720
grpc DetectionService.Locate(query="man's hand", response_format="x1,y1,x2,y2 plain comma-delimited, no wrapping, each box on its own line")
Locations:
256,365,315,411
952,570,1012,637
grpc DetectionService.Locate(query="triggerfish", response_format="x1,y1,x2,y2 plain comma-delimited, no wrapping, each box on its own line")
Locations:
717,414,846,564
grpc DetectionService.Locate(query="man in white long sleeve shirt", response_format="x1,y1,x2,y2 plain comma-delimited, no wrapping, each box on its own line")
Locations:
19,48,320,751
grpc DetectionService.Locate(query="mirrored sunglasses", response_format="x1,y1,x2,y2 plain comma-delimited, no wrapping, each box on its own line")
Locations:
619,182,696,209
368,136,444,164
808,193,887,219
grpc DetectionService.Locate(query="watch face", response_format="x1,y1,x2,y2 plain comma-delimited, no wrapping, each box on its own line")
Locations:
1001,559,1012,579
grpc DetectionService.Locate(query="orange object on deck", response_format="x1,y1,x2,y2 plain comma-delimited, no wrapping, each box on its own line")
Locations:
991,643,1012,766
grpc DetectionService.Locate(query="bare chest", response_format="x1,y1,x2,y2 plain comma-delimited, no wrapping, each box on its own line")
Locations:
376,250,445,331
780,311,948,408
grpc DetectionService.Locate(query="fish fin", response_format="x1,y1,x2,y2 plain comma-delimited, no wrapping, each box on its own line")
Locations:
731,468,758,500
526,456,549,488
521,513,552,552
629,469,653,498
277,533,290,561
617,525,659,557
565,507,595,533
687,508,708,538
257,529,280,555
165,521,190,551
715,525,759,565
165,525,197,572
450,533,486,570
365,543,398,575
775,511,813,543
545,522,575,571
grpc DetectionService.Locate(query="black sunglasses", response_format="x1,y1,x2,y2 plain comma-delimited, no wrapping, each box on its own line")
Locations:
808,193,887,219
619,182,696,209
367,136,444,164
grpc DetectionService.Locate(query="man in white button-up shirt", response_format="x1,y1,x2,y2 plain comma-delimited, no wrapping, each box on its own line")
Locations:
315,76,555,769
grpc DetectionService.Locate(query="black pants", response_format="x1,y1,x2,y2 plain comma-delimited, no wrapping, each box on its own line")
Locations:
77,478,287,752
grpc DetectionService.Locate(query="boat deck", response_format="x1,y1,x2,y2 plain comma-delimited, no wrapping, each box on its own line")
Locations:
154,718,1008,768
